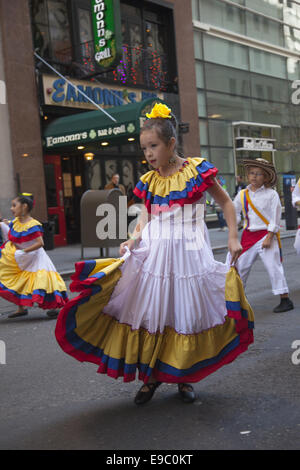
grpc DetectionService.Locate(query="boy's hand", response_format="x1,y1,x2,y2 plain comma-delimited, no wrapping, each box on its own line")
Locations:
262,233,274,249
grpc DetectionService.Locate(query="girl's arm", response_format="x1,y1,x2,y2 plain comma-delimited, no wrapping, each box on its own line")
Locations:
207,178,242,263
22,236,44,253
120,204,149,255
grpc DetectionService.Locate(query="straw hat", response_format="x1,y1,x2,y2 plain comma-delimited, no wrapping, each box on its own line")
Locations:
243,158,277,186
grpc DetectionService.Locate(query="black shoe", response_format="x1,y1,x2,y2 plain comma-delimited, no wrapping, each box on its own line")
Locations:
46,309,59,319
178,383,196,403
8,309,28,318
273,298,294,313
134,382,161,405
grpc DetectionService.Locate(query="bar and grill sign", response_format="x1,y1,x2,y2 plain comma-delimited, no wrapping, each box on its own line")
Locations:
91,0,122,70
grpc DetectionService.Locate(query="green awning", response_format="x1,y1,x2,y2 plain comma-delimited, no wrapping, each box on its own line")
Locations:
43,97,164,149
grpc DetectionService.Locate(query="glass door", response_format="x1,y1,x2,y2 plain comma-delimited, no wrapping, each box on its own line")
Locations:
44,154,67,246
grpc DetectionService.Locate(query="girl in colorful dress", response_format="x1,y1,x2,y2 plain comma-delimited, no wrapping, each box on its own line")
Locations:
292,177,300,254
55,103,254,405
0,193,68,319
232,158,294,313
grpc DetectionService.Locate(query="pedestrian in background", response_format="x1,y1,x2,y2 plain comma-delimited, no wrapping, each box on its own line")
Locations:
104,173,126,196
0,193,68,319
234,175,246,197
231,158,294,313
55,103,254,406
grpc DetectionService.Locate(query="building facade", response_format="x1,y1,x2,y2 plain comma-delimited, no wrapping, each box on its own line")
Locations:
192,0,300,200
33,0,199,244
0,0,199,245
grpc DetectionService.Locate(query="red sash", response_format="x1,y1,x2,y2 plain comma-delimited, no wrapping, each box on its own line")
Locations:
240,229,268,254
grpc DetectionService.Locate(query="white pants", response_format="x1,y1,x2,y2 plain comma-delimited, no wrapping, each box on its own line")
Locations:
228,235,289,296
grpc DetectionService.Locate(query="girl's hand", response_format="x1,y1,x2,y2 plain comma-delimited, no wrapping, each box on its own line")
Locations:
119,238,137,256
228,237,242,265
2,219,9,225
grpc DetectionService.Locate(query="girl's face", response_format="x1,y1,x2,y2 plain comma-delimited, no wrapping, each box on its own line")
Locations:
247,166,268,189
11,199,27,217
140,128,175,169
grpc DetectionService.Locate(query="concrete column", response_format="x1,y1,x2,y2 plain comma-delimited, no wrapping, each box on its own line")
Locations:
0,22,15,219
0,0,48,221
173,0,200,157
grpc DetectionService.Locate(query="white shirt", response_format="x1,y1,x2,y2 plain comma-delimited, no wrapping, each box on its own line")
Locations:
233,184,281,233
292,178,300,207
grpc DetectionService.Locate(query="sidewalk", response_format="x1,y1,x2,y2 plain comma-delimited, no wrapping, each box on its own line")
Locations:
47,219,298,279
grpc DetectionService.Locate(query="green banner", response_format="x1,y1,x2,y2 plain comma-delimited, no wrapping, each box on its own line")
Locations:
91,0,122,71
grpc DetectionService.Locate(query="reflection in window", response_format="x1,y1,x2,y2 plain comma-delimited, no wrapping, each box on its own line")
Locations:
249,49,286,79
105,160,118,185
122,160,135,200
246,12,283,48
31,0,51,57
205,63,250,96
78,8,95,74
207,91,251,121
203,36,249,70
47,0,72,62
199,0,246,35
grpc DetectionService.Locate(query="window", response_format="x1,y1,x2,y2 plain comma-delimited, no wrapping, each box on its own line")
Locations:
199,120,209,146
245,0,283,20
208,120,233,147
207,91,251,121
251,74,289,103
249,49,286,78
31,0,72,63
210,148,235,173
195,62,204,88
78,8,95,74
204,63,250,96
47,0,72,62
194,31,203,60
246,12,284,47
251,99,289,125
114,1,173,90
199,0,246,35
203,36,249,70
197,91,207,117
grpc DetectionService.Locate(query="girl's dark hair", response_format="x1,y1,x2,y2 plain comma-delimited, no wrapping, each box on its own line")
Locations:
16,194,34,212
141,114,178,146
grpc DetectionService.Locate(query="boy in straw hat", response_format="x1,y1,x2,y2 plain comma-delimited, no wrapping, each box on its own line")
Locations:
231,158,294,313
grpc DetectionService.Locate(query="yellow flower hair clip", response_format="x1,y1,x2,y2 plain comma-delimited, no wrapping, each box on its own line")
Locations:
146,103,172,119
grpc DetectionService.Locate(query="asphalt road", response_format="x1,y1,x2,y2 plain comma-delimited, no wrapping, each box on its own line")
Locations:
0,238,299,451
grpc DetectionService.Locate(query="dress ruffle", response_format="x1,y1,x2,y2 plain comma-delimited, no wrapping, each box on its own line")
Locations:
8,218,44,244
133,157,218,212
0,219,68,309
55,250,254,384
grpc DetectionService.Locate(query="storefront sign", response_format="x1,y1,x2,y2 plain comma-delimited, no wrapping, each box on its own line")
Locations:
45,121,136,148
42,74,162,110
91,0,122,70
236,137,274,151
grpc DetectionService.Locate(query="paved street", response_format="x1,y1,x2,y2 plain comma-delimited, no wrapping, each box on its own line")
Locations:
0,236,299,450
